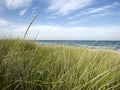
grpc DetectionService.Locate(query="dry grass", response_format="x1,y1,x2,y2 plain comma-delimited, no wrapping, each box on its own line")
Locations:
0,40,120,90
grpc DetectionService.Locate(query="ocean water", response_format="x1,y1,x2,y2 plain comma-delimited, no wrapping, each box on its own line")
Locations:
37,40,120,51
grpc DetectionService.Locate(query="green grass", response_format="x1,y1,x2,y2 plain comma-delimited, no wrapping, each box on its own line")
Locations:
0,39,120,90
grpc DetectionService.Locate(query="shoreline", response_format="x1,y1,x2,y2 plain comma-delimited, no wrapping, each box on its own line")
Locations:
39,43,120,52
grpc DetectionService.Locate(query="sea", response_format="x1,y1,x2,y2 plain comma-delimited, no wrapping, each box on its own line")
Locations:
37,40,120,51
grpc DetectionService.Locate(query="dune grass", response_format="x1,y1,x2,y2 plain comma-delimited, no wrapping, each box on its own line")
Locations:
0,39,120,90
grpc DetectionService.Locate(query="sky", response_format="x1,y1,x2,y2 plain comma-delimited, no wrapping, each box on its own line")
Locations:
0,0,120,40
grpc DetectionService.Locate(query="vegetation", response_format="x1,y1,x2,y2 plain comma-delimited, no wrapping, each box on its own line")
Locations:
0,40,120,90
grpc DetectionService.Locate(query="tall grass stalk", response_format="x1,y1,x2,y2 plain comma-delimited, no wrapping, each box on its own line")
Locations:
23,12,40,39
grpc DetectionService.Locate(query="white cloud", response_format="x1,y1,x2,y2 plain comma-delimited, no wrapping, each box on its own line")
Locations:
68,20,87,25
68,2,120,19
88,2,119,13
19,9,28,16
0,19,13,38
5,0,32,9
89,12,111,18
0,18,12,27
1,24,120,40
31,7,39,14
47,0,93,16
46,15,59,19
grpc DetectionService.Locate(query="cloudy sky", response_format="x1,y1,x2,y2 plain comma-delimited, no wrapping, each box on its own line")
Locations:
0,0,120,40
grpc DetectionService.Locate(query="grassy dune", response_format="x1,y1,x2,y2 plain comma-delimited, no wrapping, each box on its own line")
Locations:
0,40,120,90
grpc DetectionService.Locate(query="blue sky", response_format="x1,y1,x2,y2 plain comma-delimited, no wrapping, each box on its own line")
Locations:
0,0,120,40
